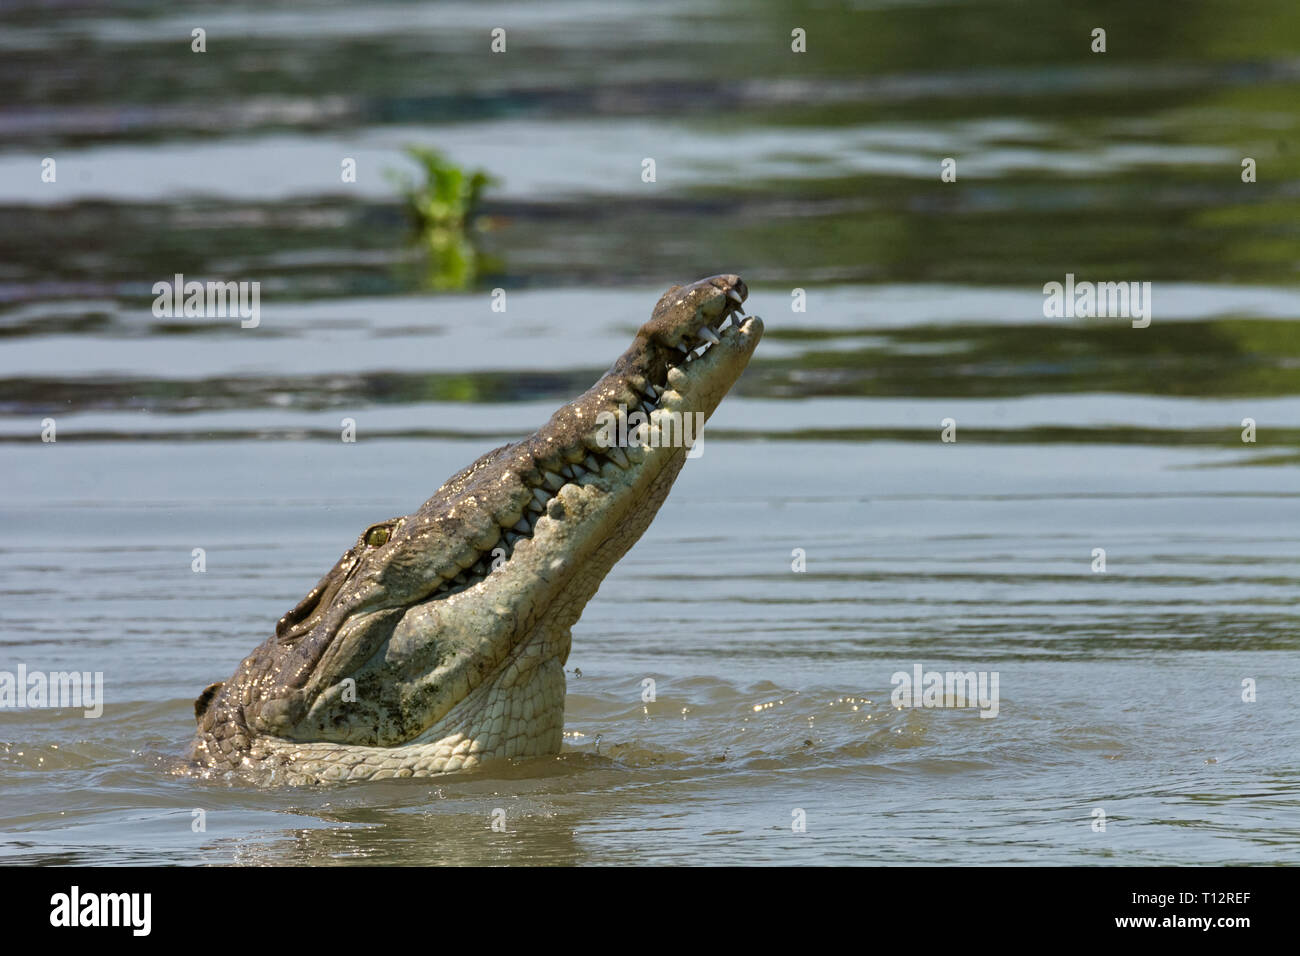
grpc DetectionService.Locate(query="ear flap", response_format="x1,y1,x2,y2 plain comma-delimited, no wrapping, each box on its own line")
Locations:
194,681,224,721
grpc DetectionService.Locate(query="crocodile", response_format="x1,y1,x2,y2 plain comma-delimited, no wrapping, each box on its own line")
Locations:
188,274,763,783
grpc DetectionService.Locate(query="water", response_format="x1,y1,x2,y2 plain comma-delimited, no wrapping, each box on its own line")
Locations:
2,0,1299,865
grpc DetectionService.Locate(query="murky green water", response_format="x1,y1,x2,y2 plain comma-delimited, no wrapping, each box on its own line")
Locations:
1,0,1298,865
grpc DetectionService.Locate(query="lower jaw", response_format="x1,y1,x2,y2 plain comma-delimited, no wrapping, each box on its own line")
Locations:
245,628,570,784
249,673,567,784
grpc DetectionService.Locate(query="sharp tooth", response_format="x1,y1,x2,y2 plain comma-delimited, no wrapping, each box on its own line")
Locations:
652,384,664,397
542,470,565,490
698,326,721,346
727,289,744,304
560,464,576,479
626,431,647,462
676,343,690,354
505,531,520,546
513,517,530,533
584,454,601,473
607,446,630,469
532,487,550,508
639,382,657,398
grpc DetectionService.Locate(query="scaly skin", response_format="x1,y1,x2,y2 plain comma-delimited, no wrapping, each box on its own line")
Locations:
188,275,763,783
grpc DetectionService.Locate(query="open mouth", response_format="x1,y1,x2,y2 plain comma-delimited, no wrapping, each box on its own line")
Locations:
270,285,761,643
412,289,759,601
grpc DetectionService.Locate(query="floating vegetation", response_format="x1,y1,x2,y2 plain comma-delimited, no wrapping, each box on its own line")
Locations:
386,147,499,290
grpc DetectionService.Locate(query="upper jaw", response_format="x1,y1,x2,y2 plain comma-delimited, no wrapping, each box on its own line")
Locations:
418,274,763,599
421,284,764,613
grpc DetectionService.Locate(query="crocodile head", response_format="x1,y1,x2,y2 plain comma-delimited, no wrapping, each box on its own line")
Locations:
189,274,763,782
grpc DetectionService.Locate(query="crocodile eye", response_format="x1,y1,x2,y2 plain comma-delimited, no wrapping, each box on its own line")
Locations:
364,526,391,547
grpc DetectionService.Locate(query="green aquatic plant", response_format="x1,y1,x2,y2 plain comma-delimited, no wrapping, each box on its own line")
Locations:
391,146,495,233
386,147,498,290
